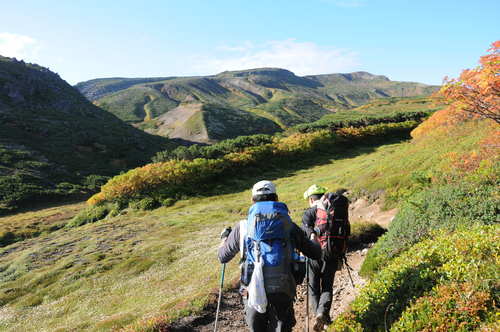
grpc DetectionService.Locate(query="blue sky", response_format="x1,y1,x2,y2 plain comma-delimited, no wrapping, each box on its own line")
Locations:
1,0,498,85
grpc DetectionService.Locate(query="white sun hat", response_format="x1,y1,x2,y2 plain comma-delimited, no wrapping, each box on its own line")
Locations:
251,180,277,196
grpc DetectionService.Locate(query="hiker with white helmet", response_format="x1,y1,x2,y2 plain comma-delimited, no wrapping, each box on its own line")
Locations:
302,184,350,331
218,180,321,332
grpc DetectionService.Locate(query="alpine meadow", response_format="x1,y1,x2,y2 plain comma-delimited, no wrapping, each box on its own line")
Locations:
0,2,498,332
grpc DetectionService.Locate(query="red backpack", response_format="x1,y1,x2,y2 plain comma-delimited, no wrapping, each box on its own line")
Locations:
314,192,350,262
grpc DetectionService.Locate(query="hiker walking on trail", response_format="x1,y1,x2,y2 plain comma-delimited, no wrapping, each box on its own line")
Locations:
302,185,350,331
218,180,321,332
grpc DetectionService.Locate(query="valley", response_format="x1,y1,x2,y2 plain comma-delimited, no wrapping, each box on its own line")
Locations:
0,40,498,332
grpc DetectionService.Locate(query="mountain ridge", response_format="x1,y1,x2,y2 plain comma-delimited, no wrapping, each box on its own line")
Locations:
75,68,438,142
0,56,173,212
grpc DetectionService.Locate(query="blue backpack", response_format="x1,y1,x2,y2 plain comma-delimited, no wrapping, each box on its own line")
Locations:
240,201,295,297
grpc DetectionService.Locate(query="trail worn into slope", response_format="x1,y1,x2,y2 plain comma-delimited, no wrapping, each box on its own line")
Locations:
168,248,368,331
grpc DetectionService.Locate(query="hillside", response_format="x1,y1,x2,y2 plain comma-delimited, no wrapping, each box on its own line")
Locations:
0,56,173,213
0,112,496,331
76,68,438,142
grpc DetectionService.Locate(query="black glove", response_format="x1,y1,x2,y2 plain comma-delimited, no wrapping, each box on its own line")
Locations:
220,227,232,239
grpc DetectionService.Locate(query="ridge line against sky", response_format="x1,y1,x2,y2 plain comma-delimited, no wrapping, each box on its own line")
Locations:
1,0,499,85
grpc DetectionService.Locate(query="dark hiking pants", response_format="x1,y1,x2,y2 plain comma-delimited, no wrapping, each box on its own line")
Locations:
242,292,295,332
307,258,338,320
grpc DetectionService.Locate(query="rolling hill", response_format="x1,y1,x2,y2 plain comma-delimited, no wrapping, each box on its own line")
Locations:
0,56,173,213
76,68,438,142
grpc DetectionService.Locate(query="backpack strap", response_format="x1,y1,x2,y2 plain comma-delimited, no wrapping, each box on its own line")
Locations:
239,219,247,259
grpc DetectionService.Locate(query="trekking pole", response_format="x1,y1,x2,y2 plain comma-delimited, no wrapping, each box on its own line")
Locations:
214,227,231,332
343,255,355,288
305,257,309,332
214,262,226,332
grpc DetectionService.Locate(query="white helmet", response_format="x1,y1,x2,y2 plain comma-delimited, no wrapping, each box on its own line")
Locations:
251,180,277,196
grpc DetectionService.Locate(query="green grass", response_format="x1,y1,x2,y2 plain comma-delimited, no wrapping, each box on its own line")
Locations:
1,115,494,331
0,137,414,331
0,202,84,246
96,87,178,123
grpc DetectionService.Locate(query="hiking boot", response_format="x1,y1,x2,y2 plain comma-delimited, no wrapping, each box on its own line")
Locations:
313,313,326,332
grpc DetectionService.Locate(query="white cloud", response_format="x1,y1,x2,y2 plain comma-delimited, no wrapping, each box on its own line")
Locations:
193,39,359,76
0,32,40,60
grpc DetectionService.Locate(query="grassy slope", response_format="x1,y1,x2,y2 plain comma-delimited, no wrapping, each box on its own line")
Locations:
80,69,438,141
321,96,442,121
0,116,493,331
0,139,403,331
0,57,174,213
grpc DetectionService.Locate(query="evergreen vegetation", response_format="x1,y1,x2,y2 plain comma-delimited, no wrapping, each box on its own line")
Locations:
0,57,173,214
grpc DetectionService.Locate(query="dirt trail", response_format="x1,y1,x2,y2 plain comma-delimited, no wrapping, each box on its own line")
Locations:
168,247,369,332
168,198,390,331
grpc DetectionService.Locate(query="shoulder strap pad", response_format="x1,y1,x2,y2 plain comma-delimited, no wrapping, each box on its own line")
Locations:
239,219,247,258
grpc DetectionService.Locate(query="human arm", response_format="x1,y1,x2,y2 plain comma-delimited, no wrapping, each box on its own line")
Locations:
301,206,317,238
217,222,240,264
292,223,321,260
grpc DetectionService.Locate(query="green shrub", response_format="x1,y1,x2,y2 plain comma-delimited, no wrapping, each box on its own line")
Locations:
89,121,420,209
66,203,118,228
391,282,496,331
129,197,159,211
361,182,499,276
331,225,499,331
82,175,110,191
161,198,176,207
295,110,433,133
152,134,273,162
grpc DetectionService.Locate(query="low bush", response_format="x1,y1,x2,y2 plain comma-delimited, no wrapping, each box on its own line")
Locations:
330,225,499,331
295,110,433,133
152,134,273,162
129,197,160,211
361,182,499,276
392,282,496,331
66,203,119,227
88,121,420,208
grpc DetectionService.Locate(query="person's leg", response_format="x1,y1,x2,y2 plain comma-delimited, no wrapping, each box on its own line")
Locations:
308,259,322,314
267,293,295,332
243,296,268,331
317,260,338,323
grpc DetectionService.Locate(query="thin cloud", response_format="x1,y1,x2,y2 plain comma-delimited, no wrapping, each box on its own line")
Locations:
193,39,359,76
0,32,40,60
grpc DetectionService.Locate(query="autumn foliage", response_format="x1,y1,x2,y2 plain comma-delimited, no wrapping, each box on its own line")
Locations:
88,121,418,207
412,41,499,138
440,41,499,123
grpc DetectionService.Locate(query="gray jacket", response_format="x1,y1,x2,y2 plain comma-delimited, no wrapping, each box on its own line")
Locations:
218,221,321,263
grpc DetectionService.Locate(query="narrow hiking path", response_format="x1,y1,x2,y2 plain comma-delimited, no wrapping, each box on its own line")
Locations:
168,246,369,332
167,197,394,331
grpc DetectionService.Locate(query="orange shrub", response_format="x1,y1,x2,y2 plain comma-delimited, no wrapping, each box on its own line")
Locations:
88,122,420,207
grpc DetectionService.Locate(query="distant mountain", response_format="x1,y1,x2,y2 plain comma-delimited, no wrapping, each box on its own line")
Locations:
0,56,173,212
76,68,439,142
